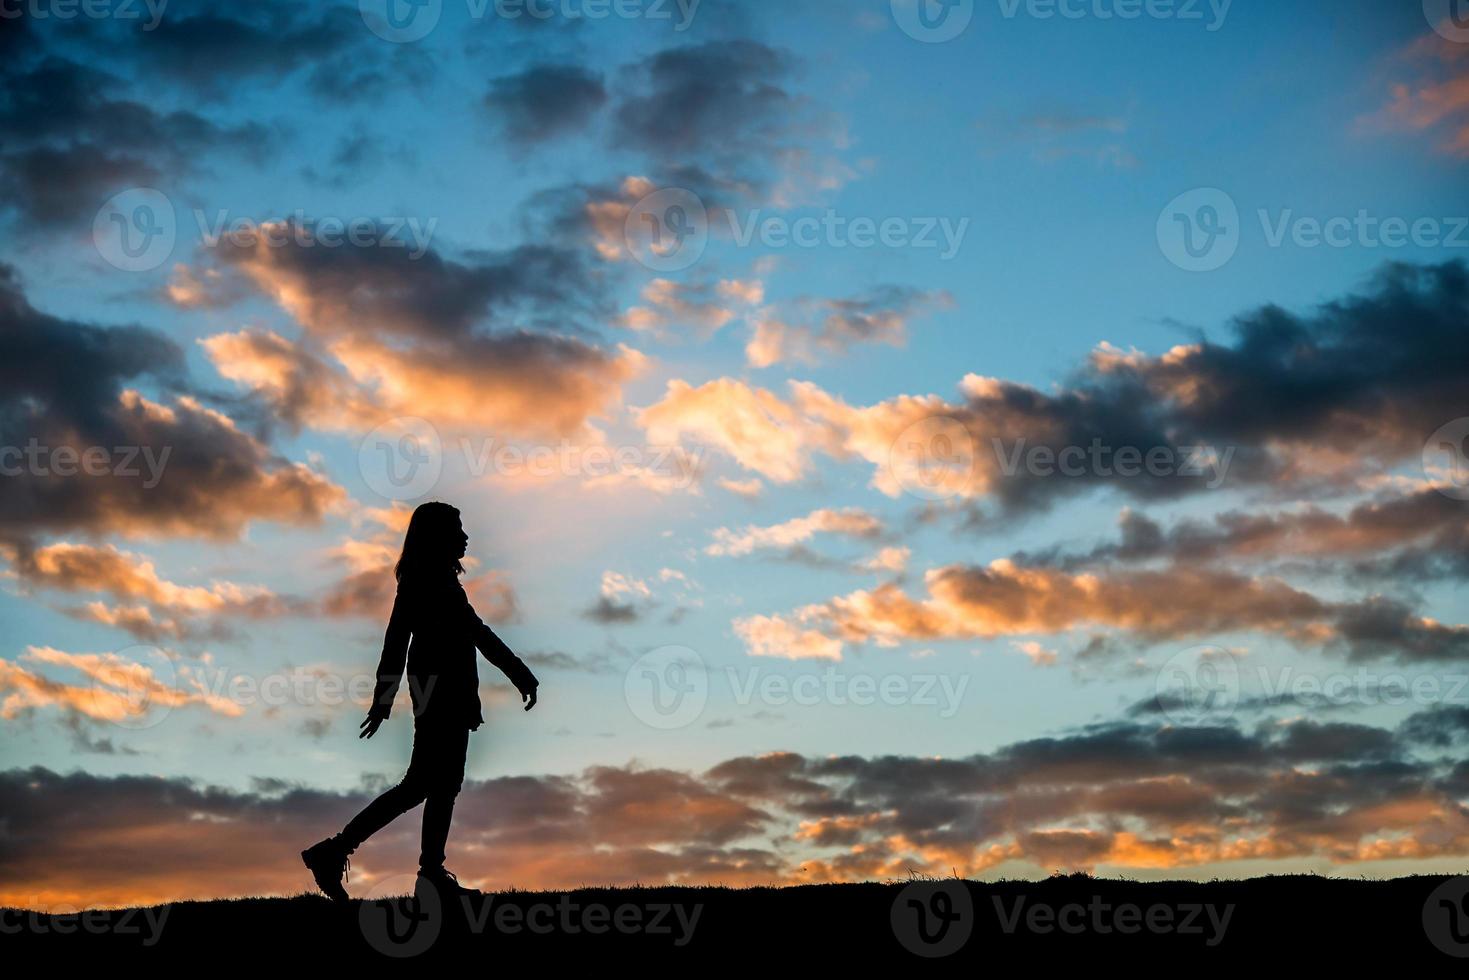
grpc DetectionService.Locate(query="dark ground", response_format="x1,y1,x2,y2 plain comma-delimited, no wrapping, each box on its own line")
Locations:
6,873,1468,965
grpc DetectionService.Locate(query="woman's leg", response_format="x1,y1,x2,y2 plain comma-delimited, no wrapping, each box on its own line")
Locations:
416,724,470,871
338,779,427,853
419,791,458,871
336,723,439,852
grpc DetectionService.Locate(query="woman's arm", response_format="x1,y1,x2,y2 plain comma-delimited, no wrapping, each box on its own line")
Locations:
461,590,539,710
366,586,412,722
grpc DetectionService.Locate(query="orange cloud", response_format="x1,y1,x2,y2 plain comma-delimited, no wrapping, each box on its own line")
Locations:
734,561,1343,660
746,287,951,368
2,541,291,641
1372,35,1469,157
622,277,760,339
0,646,241,724
707,507,884,557
6,713,1469,908
204,328,646,440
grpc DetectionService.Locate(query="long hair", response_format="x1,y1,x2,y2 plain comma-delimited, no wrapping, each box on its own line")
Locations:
394,501,465,584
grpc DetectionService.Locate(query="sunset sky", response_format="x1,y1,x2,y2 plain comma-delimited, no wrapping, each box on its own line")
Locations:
4,0,1469,909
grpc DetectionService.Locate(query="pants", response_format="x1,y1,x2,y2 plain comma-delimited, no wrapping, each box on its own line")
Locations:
339,720,470,871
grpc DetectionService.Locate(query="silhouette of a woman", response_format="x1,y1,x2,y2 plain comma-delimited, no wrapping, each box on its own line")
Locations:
302,501,538,900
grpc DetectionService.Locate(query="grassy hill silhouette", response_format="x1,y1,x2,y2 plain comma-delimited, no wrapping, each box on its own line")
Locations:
5,873,1464,965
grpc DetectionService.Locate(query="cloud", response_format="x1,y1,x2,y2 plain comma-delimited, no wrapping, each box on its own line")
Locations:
612,41,794,162
91,3,362,93
1028,491,1469,581
858,547,910,574
717,476,764,500
44,0,432,110
607,41,851,201
164,264,249,310
734,615,844,661
197,228,648,438
0,646,241,726
746,286,952,368
8,708,1469,905
0,266,343,543
1,541,293,642
0,48,269,228
520,171,749,264
1369,35,1469,157
212,225,605,341
639,262,1469,509
582,571,656,625
737,557,1469,665
1012,640,1059,667
622,278,762,339
636,378,839,484
707,507,885,557
483,64,608,145
522,650,619,675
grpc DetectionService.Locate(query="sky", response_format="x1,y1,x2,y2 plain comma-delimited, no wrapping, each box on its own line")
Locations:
4,0,1469,908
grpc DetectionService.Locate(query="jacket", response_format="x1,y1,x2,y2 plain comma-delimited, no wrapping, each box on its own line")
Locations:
368,574,538,730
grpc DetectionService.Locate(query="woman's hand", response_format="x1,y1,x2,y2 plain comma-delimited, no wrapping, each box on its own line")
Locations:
522,686,538,712
359,712,385,739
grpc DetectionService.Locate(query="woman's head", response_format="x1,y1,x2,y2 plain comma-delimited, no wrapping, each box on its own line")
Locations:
395,502,469,583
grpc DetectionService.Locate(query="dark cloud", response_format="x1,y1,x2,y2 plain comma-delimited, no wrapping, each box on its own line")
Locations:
612,41,796,160
1018,488,1469,582
748,285,953,366
522,650,619,674
60,713,142,756
604,39,846,195
517,166,754,259
7,709,1468,906
213,224,611,340
1332,596,1469,663
0,1,442,229
0,55,269,229
298,718,332,741
1399,705,1469,748
0,762,775,906
92,3,361,92
0,145,159,228
483,64,608,145
959,261,1469,513
191,224,644,438
640,262,1469,514
1127,685,1409,719
0,264,342,543
583,596,642,625
62,0,431,104
300,134,399,189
